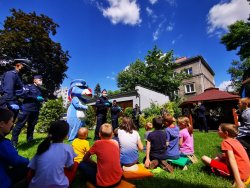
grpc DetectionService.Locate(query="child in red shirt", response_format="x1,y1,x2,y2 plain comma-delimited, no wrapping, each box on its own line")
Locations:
79,123,122,187
202,123,250,188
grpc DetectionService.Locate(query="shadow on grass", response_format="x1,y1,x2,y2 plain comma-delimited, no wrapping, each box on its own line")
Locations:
71,175,218,188
17,137,44,150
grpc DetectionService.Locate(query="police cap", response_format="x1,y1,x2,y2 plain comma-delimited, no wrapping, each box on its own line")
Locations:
34,75,42,80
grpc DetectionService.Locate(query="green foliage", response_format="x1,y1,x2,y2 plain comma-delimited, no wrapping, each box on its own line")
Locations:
221,20,250,92
227,59,250,92
0,9,70,97
36,99,64,133
107,90,121,95
123,107,133,118
117,46,188,100
139,115,155,128
221,20,250,61
84,106,96,129
162,101,182,118
143,103,162,118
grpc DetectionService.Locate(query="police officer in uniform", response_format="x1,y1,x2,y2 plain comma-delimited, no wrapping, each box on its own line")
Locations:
111,100,122,130
11,75,44,147
0,59,31,121
94,89,112,140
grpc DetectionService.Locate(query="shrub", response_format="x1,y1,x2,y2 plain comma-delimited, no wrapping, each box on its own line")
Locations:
162,101,182,118
123,107,133,118
143,103,161,118
85,106,96,129
36,99,64,133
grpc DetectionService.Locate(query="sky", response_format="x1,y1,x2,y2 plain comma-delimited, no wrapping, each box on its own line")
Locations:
0,0,249,92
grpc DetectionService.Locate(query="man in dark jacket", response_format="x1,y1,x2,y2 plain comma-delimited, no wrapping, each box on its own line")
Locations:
111,100,122,130
11,75,44,147
195,101,208,132
0,59,32,120
132,104,141,130
94,89,112,140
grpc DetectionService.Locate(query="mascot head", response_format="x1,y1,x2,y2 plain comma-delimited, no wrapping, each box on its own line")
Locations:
68,79,92,103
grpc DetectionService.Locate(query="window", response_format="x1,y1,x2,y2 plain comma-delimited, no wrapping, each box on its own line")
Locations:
184,67,192,75
185,83,195,94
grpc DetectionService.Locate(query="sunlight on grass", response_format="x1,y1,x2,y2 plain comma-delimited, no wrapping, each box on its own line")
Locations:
12,130,237,188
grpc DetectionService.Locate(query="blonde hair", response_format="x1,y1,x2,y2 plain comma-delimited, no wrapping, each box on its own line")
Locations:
99,123,113,138
219,123,238,138
239,98,250,107
178,116,193,135
145,122,153,131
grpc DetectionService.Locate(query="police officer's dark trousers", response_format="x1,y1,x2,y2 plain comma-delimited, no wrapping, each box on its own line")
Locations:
111,116,119,131
12,110,39,145
94,114,107,140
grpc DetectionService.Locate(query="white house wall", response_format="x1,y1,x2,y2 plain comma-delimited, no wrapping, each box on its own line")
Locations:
136,86,169,110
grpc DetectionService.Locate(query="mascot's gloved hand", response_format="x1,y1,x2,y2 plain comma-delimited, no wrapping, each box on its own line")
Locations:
37,96,44,102
10,104,20,110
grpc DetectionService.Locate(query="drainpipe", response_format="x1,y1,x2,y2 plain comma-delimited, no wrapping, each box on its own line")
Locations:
135,88,140,109
199,59,205,92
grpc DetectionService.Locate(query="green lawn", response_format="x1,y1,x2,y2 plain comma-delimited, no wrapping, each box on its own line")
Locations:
10,129,241,188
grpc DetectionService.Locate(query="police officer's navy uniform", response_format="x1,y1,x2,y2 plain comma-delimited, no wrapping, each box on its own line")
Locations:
11,81,43,146
111,104,121,130
0,70,24,120
94,96,111,140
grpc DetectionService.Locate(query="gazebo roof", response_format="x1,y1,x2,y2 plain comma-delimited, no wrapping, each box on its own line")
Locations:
181,87,240,106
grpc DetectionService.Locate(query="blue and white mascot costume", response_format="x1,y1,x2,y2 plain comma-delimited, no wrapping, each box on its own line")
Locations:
67,79,92,141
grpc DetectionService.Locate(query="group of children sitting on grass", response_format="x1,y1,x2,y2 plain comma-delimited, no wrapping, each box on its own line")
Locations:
0,98,250,188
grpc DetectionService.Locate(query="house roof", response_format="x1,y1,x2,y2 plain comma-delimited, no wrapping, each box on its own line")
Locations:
175,56,215,76
180,87,240,106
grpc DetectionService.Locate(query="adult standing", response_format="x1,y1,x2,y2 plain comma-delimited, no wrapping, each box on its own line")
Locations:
132,104,141,130
11,75,44,147
94,89,112,140
0,59,31,121
111,100,122,130
195,101,208,133
236,98,250,158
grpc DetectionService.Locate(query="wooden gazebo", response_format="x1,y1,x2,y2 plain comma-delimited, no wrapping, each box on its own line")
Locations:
180,88,240,130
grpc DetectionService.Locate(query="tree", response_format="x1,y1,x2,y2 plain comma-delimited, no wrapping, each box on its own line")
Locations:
117,46,187,100
221,20,250,61
0,9,70,97
221,17,250,92
94,83,101,98
227,59,250,92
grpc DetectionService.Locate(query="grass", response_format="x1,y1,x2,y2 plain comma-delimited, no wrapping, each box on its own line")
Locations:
9,129,240,188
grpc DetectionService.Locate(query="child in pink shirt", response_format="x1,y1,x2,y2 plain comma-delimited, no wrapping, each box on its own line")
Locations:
178,116,194,155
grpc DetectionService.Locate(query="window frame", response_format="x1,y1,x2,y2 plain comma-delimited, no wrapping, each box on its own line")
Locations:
184,83,195,94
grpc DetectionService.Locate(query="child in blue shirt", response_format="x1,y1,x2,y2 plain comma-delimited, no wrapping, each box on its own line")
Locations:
28,120,76,188
0,108,29,188
163,113,180,160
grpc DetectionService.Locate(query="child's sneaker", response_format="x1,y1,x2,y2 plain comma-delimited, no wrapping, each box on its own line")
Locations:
149,160,159,169
160,160,174,173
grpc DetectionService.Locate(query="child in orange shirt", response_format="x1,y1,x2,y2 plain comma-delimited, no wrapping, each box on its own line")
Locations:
202,123,250,188
79,123,122,187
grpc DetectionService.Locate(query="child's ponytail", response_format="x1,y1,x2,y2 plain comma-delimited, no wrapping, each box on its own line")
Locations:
36,120,69,156
36,135,52,155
